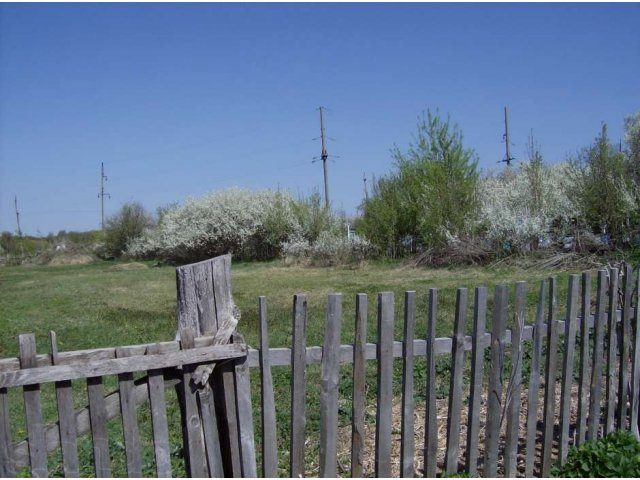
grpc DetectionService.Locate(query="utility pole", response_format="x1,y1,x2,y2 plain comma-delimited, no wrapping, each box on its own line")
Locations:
500,106,515,167
99,162,110,231
14,194,22,237
319,106,330,210
363,172,369,200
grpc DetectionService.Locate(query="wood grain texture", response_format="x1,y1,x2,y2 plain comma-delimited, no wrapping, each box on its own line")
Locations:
576,272,592,446
505,282,525,477
49,331,79,478
198,386,224,478
541,278,559,477
19,334,47,478
375,292,394,478
605,268,619,435
465,287,487,476
258,296,278,478
587,270,608,441
233,338,257,478
116,347,142,477
525,280,547,477
87,375,111,477
290,294,307,478
351,293,367,478
0,386,15,477
424,289,438,479
484,285,508,478
445,288,467,475
320,294,343,478
618,264,633,429
559,275,580,464
0,343,246,389
146,343,173,478
400,291,416,478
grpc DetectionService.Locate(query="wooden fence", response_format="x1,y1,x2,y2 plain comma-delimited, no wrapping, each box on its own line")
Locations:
244,266,640,477
1,263,640,477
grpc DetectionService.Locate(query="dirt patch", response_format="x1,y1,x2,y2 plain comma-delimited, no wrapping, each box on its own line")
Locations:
49,254,95,266
110,262,148,271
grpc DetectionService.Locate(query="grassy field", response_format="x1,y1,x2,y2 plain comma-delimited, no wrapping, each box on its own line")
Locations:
0,258,580,476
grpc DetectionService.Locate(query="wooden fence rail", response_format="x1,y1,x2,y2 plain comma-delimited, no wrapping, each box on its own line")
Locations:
2,264,640,477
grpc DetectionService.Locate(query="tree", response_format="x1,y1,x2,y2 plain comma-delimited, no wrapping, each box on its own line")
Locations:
569,124,636,244
105,202,154,257
360,110,479,253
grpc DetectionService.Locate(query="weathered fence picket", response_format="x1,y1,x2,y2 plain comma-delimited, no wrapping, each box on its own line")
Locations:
400,291,416,478
290,294,307,478
541,277,559,477
258,296,278,478
559,275,579,463
587,269,608,441
351,293,367,478
445,288,467,475
466,286,487,476
576,272,591,446
605,268,619,435
375,292,394,478
424,289,438,478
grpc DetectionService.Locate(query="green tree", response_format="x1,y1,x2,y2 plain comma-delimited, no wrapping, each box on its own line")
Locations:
105,202,154,257
570,124,636,244
360,110,479,253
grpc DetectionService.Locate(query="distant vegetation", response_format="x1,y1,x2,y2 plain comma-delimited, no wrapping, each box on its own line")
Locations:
3,110,639,268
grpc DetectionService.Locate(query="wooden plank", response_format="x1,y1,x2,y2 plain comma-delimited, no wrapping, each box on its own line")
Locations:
212,254,237,343
445,288,468,475
87,376,111,477
559,274,580,464
576,272,592,446
424,288,438,478
400,291,416,478
233,337,257,478
0,386,15,477
177,328,208,478
146,343,172,478
618,264,633,429
49,331,79,478
194,259,217,335
375,292,394,478
587,270,608,441
465,287,487,476
525,280,547,477
505,281,526,477
115,346,142,477
351,293,367,478
258,296,278,478
0,343,246,388
320,294,343,478
198,386,224,478
213,360,242,477
19,334,47,478
176,265,202,336
484,285,507,478
541,277,559,477
290,294,307,478
605,268,619,435
631,267,640,439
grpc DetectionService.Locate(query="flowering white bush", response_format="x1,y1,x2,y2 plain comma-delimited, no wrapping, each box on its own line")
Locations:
282,231,375,266
128,188,302,262
476,162,577,250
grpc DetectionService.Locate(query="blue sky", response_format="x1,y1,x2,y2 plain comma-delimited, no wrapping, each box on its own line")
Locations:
1,3,639,235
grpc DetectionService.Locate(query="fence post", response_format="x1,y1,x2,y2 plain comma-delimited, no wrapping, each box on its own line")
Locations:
401,291,416,478
466,287,487,476
505,281,525,477
424,289,438,478
541,277,559,477
375,292,394,478
445,288,468,475
525,280,547,477
258,296,278,478
351,294,368,478
484,285,507,478
618,264,633,429
576,272,592,446
320,294,343,477
290,294,308,478
605,268,619,435
587,270,608,441
631,267,640,439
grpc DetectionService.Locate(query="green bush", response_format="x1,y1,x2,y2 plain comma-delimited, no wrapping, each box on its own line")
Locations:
552,430,640,477
105,202,154,257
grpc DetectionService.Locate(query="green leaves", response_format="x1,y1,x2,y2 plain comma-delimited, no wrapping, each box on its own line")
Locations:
552,430,640,477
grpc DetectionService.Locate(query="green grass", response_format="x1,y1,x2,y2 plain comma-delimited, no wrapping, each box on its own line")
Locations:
0,258,580,476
